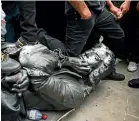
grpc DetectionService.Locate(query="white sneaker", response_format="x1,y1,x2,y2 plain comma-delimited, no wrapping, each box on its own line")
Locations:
127,61,138,72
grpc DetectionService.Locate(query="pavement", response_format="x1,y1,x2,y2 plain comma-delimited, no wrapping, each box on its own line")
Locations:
24,62,139,121
63,62,139,121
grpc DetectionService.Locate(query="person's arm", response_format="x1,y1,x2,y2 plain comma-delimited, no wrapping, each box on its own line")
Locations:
68,1,91,20
106,0,115,9
120,0,131,14
106,0,123,19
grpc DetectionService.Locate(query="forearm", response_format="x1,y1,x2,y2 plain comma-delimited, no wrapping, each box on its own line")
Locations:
68,1,91,19
106,0,115,9
124,0,131,4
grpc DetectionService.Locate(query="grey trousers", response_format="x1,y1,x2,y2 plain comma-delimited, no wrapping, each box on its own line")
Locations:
65,8,124,57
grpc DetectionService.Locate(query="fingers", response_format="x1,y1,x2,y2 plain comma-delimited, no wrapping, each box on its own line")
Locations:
117,12,123,19
120,6,123,12
120,4,129,15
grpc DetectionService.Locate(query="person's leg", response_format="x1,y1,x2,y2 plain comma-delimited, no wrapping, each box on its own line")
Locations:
82,29,100,53
126,11,139,72
95,8,125,81
2,1,20,43
120,12,134,61
95,8,125,59
37,28,68,55
130,12,139,64
16,1,38,44
65,11,97,57
5,21,16,43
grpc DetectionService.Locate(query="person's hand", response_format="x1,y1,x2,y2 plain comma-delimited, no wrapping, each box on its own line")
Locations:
109,5,123,19
137,2,139,11
120,2,130,15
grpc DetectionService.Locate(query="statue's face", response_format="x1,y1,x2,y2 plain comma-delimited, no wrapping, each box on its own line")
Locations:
83,51,100,65
81,50,101,66
80,43,110,66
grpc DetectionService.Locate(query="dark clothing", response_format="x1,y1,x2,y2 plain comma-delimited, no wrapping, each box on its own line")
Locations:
120,1,139,62
86,1,105,12
65,1,105,15
17,1,38,43
2,1,38,43
37,28,68,55
65,8,124,57
2,1,20,43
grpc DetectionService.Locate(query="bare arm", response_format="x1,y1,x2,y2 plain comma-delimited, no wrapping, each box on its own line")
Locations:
68,1,91,20
120,0,131,14
106,0,115,8
106,0,123,19
106,0,130,18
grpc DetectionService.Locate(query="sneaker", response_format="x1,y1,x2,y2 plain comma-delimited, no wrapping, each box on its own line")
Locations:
1,52,21,76
128,78,139,88
16,37,38,48
127,61,138,72
105,71,125,81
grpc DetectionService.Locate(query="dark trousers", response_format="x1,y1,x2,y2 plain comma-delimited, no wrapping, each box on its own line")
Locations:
17,1,38,42
120,2,139,62
37,28,68,55
65,8,124,57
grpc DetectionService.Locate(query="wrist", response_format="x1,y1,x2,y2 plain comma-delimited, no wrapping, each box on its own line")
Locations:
81,10,92,19
124,1,131,4
123,1,131,7
109,4,116,11
106,1,115,10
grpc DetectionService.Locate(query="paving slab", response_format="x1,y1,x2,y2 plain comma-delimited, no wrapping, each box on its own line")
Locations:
63,63,139,121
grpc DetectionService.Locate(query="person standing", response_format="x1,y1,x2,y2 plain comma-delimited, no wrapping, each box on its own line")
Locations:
121,1,139,72
65,1,125,81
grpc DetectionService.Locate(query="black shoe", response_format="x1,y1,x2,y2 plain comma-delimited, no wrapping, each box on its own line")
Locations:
105,71,125,81
1,52,21,76
16,37,38,48
128,78,139,88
